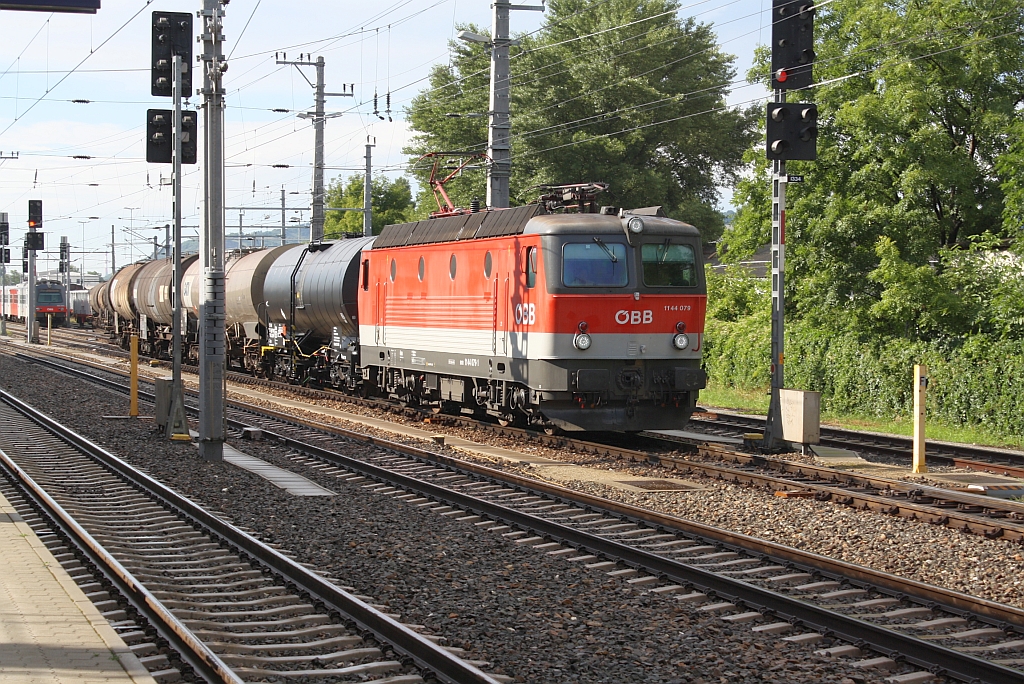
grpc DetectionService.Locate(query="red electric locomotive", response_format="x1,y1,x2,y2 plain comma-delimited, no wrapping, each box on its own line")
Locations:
358,200,707,432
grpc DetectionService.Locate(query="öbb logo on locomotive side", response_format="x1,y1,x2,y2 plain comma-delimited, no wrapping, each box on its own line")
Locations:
615,309,653,325
514,302,536,325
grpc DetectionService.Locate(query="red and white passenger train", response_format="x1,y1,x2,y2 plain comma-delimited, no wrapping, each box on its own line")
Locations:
92,193,707,432
2,280,67,325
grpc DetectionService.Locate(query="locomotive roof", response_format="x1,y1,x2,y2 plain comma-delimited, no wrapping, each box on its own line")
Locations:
372,204,543,249
372,204,699,249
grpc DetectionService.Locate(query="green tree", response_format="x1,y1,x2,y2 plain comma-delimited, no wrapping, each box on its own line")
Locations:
404,0,757,239
725,0,1024,330
997,121,1024,245
323,174,415,237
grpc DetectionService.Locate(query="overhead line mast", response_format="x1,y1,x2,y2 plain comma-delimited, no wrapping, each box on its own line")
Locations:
199,0,228,461
458,0,543,210
276,54,353,242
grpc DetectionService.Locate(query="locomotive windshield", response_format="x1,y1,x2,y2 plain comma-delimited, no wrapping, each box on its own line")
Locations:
37,292,63,303
641,242,697,287
562,241,628,287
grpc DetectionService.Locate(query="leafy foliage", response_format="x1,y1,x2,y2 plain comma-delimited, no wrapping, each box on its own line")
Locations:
723,0,1024,329
323,174,415,237
404,0,757,238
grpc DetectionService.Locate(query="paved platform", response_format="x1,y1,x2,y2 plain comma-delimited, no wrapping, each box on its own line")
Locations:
0,492,156,683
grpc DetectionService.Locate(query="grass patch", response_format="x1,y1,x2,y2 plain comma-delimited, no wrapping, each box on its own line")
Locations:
696,382,770,415
697,381,1024,451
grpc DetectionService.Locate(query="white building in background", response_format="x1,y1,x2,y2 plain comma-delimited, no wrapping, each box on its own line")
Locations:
35,269,104,288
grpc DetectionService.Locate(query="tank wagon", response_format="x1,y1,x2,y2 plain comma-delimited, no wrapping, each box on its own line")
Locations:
101,257,199,357
92,202,707,432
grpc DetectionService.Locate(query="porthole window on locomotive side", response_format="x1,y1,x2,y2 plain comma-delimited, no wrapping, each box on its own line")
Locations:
390,258,397,283
418,256,425,282
484,251,492,278
449,253,457,280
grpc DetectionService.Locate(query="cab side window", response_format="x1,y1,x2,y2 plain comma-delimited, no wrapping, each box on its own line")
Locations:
525,246,538,289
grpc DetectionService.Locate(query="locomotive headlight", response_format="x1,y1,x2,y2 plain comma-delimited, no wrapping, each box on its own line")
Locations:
574,333,593,351
672,333,690,350
627,216,645,234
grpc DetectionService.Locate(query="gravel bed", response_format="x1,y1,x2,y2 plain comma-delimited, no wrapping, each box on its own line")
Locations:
37,346,1024,608
0,352,910,684
217,378,1024,608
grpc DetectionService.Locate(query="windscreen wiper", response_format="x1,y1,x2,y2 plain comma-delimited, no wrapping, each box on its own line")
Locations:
592,236,618,262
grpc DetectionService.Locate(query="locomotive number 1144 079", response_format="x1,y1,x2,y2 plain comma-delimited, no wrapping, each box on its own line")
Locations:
663,305,692,311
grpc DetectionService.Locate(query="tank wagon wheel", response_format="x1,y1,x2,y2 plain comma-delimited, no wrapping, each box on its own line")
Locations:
497,413,523,428
430,401,458,416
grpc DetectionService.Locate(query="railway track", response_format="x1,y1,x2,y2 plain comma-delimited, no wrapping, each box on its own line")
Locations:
10,346,1024,682
34,324,1024,474
0,386,506,684
686,411,1024,477
13,339,1024,546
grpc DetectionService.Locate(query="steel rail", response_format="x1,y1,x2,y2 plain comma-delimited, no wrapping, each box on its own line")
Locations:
16,350,1024,671
0,386,502,684
690,412,1024,470
0,432,243,684
236,404,1024,624
221,418,1024,683
14,348,1024,629
695,441,1024,515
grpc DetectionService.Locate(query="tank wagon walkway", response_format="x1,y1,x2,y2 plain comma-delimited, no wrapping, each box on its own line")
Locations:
0,491,156,684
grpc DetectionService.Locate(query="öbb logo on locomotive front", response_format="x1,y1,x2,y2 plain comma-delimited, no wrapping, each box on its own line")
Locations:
615,309,653,325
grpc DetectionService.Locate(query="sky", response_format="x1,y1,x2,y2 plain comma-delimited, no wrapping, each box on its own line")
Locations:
0,0,770,277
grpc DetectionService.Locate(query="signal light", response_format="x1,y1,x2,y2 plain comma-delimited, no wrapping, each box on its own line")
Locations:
181,111,198,165
151,11,192,98
771,0,815,90
0,219,8,246
146,109,172,164
766,102,817,161
147,109,198,165
1,248,8,265
28,200,42,229
25,232,44,251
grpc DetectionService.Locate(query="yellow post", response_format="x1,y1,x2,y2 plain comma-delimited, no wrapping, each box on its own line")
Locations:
912,364,927,474
130,335,139,418
46,313,52,345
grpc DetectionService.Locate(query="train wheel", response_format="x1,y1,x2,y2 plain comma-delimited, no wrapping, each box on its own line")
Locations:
497,413,520,428
431,401,457,415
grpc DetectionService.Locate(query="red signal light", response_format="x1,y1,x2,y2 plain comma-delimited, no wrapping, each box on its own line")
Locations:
775,68,788,83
